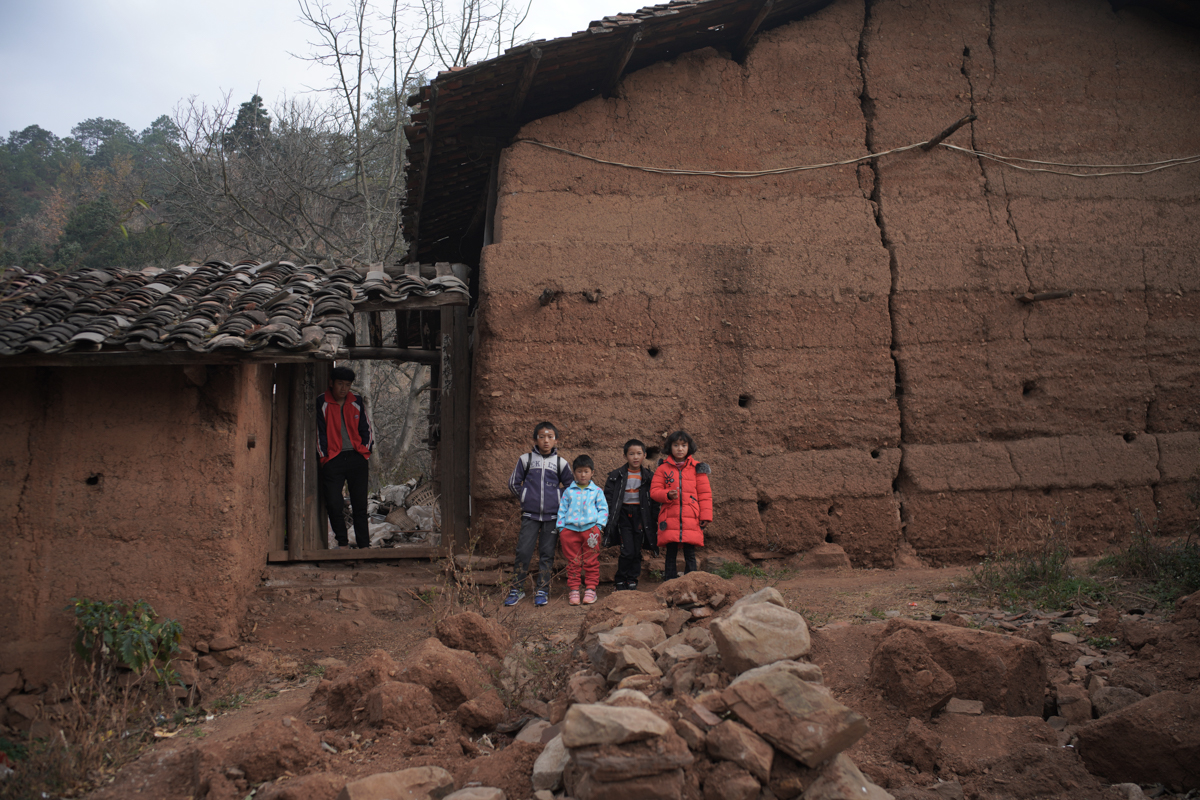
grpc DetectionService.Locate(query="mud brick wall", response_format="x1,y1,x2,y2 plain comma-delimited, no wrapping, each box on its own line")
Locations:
472,0,1200,565
0,364,273,686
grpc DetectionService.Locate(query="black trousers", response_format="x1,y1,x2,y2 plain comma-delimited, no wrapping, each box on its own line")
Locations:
614,506,645,584
513,517,558,593
663,542,698,579
320,451,370,548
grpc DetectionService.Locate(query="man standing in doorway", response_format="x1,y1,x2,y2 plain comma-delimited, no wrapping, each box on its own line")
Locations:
317,366,374,549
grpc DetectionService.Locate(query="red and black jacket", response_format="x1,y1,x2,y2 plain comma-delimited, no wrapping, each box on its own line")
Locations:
649,456,713,547
317,390,373,465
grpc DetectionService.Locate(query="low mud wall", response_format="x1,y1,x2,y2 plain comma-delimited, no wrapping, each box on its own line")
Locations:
470,0,1200,564
0,363,274,687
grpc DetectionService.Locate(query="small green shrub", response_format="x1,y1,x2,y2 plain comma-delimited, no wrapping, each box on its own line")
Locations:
68,598,182,687
970,524,1110,610
712,562,767,580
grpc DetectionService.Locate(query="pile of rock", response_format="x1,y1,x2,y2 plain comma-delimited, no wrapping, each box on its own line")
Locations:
529,579,890,800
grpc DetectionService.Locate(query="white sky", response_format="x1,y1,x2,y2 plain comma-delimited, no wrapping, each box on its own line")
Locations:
0,0,623,139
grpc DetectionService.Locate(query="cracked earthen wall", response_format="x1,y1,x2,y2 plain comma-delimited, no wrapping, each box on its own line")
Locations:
0,364,273,686
472,0,1200,565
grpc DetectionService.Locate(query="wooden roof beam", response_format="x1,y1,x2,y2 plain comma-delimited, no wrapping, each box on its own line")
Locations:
507,47,543,123
734,0,775,62
603,26,643,98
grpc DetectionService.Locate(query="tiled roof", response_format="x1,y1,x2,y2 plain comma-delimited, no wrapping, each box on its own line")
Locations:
0,261,468,360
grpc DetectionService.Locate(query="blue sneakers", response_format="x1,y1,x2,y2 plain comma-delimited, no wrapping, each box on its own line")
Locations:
534,590,549,607
504,588,524,606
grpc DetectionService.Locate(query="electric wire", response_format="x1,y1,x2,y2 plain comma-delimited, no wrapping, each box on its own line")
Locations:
520,138,1200,179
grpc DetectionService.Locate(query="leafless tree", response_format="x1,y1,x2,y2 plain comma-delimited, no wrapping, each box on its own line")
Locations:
162,0,530,265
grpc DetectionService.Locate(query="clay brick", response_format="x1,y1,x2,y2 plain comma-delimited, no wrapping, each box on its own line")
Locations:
903,442,1019,493
891,244,1027,293
903,487,1157,564
753,448,901,500
1146,292,1200,340
1156,432,1200,483
1005,434,1159,489
896,338,1153,442
1024,244,1151,292
481,241,890,297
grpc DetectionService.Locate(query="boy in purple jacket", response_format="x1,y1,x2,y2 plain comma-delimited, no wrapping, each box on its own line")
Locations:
505,421,573,607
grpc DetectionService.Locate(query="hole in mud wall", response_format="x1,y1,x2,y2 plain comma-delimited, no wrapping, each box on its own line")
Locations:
738,394,753,409
871,448,881,459
645,446,661,461
86,474,102,486
1043,487,1054,496
647,347,661,358
827,504,840,516
825,532,835,543
1022,380,1040,398
757,497,771,514
1123,432,1137,443
963,46,971,57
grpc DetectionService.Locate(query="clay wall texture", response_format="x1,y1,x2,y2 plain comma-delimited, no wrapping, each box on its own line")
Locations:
0,363,273,686
473,0,1200,565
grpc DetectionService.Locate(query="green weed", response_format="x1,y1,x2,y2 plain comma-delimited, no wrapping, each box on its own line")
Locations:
970,519,1111,611
712,562,767,580
1085,635,1117,650
1094,508,1200,605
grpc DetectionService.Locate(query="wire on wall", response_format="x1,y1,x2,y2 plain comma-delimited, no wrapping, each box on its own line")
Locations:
519,138,1200,180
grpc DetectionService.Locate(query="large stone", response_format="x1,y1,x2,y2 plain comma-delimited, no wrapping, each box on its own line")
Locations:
444,789,505,800
869,629,956,717
337,766,456,800
532,734,570,791
892,718,941,774
366,681,438,729
721,663,868,767
705,720,773,782
703,761,760,800
321,650,401,727
567,767,686,800
569,671,608,704
1054,682,1092,726
396,637,494,711
729,587,786,612
711,602,812,675
562,703,672,747
1091,685,1144,717
436,611,512,659
570,729,694,780
791,542,853,571
589,624,667,675
608,645,663,683
731,660,824,687
877,620,1045,716
456,689,506,731
1076,691,1200,791
227,717,322,784
804,753,894,800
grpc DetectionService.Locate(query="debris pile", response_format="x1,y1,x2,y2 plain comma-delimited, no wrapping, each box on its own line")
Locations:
326,480,442,549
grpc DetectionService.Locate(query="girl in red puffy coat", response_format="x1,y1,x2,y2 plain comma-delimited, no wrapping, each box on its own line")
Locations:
650,430,713,579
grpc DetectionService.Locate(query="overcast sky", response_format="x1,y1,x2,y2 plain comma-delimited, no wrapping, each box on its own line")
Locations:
0,0,623,139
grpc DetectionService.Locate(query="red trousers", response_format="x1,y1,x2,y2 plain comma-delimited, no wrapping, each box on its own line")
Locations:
559,526,601,590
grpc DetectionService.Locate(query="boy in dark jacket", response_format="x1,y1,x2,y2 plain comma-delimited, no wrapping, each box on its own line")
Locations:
505,421,573,607
603,439,659,591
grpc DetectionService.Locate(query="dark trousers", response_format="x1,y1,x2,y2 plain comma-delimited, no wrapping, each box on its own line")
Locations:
663,542,698,579
513,517,558,593
320,451,370,548
615,506,645,584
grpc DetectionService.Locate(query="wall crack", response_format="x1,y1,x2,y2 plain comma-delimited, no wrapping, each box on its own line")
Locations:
859,0,911,547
